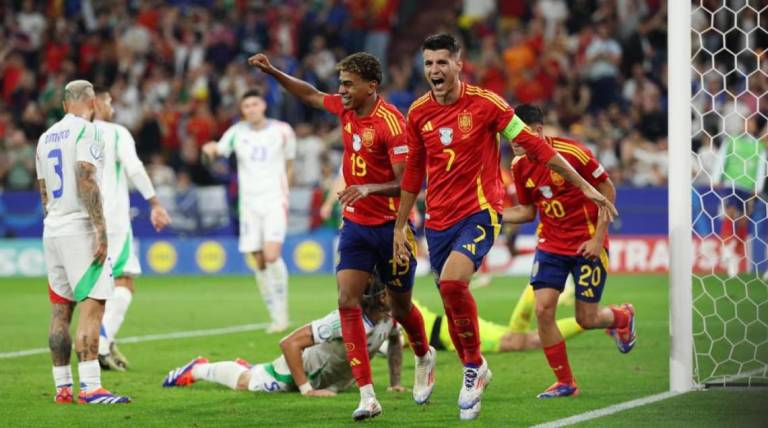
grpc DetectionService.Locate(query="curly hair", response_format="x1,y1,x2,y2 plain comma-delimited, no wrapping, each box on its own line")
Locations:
336,52,382,84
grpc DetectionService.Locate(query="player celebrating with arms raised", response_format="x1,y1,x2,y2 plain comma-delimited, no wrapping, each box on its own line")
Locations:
202,90,296,334
249,52,433,421
393,34,617,420
505,105,636,399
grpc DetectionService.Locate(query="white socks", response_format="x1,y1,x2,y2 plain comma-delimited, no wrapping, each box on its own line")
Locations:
360,384,375,400
53,365,73,389
99,286,133,355
191,362,246,390
78,360,102,392
255,258,289,325
268,258,289,325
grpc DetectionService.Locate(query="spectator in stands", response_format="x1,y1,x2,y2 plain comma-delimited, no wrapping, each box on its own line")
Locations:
2,129,35,190
583,20,622,111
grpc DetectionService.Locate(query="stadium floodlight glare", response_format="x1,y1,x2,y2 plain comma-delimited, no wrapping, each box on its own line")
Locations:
672,0,768,391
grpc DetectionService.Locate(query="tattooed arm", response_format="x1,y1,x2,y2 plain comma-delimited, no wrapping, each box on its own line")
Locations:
38,179,48,218
76,161,107,264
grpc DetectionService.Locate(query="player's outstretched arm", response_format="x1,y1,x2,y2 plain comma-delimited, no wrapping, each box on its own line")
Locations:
386,332,408,392
119,129,171,231
577,178,616,261
37,179,48,218
502,204,536,224
248,53,326,110
278,325,336,397
76,161,107,265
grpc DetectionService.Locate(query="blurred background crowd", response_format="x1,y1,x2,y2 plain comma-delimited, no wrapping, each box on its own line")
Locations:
1,0,764,233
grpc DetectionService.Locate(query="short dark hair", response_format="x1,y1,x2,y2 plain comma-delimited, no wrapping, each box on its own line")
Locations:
422,33,461,55
92,85,110,97
336,52,382,84
241,89,262,101
515,104,544,126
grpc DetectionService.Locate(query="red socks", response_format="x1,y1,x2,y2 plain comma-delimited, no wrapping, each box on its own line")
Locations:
543,340,574,385
439,280,482,366
339,306,372,387
610,306,629,329
397,304,429,357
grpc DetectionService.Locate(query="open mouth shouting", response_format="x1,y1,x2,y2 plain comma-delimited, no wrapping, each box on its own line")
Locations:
430,77,446,91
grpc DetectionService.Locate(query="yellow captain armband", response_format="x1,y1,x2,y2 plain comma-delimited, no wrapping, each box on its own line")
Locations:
501,115,526,140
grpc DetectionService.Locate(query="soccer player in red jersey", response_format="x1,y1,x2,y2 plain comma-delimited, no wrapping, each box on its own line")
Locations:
392,34,617,420
504,105,636,399
249,52,434,421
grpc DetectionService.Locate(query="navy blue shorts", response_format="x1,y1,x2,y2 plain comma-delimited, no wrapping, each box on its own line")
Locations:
336,218,417,292
425,210,501,277
530,248,609,303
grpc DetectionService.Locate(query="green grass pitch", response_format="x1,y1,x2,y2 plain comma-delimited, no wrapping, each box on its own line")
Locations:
1,274,765,427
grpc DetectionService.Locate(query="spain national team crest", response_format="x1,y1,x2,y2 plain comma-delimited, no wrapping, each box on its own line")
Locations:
352,134,362,151
550,171,565,186
458,111,473,133
439,127,453,145
362,128,375,149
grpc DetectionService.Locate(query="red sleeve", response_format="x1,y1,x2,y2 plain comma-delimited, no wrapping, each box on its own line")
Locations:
513,127,557,164
511,160,533,205
322,94,344,116
571,148,608,187
386,121,409,165
493,103,515,133
400,114,426,194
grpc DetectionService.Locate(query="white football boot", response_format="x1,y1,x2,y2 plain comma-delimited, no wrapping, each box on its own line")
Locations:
413,346,437,404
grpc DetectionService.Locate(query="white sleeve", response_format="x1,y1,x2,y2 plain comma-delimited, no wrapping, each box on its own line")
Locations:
75,122,102,166
216,125,239,157
310,310,342,344
117,126,156,200
35,142,43,180
283,123,297,161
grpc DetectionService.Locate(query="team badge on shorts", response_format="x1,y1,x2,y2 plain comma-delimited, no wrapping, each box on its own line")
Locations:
353,134,362,151
458,111,473,133
439,128,453,145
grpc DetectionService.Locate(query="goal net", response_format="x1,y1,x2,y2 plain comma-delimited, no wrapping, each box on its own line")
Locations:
687,0,768,387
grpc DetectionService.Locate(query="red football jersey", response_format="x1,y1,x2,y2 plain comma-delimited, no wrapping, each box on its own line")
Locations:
323,94,408,225
512,136,610,256
401,82,556,230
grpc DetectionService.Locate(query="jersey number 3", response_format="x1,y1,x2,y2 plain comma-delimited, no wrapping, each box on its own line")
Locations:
48,148,64,198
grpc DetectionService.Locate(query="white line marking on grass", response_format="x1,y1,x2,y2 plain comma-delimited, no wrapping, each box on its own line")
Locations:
531,391,682,428
0,322,271,359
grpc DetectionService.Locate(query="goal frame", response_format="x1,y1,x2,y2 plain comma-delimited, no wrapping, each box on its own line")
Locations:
668,0,695,392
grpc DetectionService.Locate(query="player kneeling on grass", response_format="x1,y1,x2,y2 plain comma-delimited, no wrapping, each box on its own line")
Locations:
504,104,636,399
162,274,407,401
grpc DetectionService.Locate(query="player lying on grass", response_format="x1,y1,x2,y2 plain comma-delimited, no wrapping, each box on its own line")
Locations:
504,104,636,399
162,274,407,397
389,282,582,355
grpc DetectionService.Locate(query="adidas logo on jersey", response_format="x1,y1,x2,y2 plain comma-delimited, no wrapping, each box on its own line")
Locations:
526,178,535,188
422,121,434,132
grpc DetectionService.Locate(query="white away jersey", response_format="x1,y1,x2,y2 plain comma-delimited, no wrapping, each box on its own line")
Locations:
270,309,397,391
36,114,105,237
216,119,296,203
95,120,152,235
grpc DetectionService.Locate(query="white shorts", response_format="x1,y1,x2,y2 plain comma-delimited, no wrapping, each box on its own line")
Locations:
44,234,114,302
239,202,287,253
108,231,142,277
247,363,293,393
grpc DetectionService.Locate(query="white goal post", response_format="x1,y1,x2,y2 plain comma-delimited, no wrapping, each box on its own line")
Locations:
671,0,768,391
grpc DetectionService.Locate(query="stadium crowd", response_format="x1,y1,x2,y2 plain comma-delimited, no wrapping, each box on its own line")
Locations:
1,0,671,199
